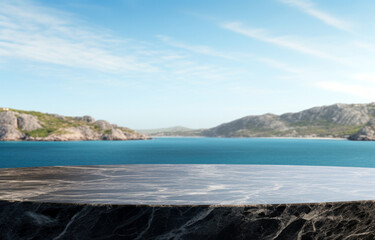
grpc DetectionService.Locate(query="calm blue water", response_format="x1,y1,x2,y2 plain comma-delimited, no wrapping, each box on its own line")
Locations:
1,138,375,168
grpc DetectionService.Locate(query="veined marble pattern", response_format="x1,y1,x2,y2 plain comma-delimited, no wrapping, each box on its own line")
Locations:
2,200,375,239
1,164,375,204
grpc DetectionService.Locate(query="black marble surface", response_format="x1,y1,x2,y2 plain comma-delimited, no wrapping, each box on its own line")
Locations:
1,200,375,240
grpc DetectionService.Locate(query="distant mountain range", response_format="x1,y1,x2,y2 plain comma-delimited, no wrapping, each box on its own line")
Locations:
140,103,375,140
136,126,197,136
0,108,149,141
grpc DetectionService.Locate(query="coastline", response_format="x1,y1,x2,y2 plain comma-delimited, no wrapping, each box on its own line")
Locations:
257,136,347,140
152,136,347,140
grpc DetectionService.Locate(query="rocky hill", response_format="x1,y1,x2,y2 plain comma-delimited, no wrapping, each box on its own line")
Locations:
144,103,375,140
201,103,375,140
0,108,150,141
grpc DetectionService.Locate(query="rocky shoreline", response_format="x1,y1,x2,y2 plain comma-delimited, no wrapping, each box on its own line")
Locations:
4,103,375,141
0,109,150,141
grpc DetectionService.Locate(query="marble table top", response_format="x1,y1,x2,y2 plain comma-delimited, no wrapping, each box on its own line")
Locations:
1,164,375,205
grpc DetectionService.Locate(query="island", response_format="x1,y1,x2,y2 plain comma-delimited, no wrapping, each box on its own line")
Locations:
0,108,149,141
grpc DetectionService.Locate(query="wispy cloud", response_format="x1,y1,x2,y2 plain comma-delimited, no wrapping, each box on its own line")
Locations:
278,0,352,31
221,22,348,64
158,34,303,74
0,0,268,90
257,58,301,74
157,35,237,60
316,81,375,100
0,0,158,73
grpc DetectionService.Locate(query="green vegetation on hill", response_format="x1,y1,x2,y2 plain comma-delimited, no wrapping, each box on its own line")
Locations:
3,103,375,140
25,128,55,138
0,108,147,141
201,103,375,138
103,129,112,135
146,103,375,140
231,124,366,138
12,109,90,137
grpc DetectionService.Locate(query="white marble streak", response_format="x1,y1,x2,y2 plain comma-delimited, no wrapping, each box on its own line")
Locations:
1,164,375,204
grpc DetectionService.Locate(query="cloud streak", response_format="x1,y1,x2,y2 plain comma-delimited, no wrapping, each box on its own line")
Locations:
0,0,261,88
158,34,303,74
157,35,237,60
221,22,348,64
0,0,158,73
278,0,351,31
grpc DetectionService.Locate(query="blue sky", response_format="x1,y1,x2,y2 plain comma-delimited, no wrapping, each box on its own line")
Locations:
1,0,375,129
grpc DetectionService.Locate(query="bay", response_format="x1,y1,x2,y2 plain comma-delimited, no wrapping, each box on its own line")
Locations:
1,137,375,168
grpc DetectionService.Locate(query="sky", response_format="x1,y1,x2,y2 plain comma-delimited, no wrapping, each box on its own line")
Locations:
1,0,375,129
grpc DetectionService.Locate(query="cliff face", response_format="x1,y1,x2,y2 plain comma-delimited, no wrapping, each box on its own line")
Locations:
201,103,375,140
348,119,375,141
0,108,149,141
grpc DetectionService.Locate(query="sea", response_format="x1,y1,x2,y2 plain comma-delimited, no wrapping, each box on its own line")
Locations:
1,137,375,168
